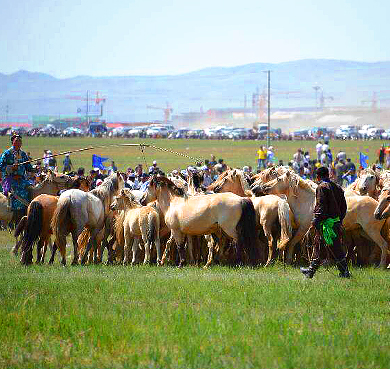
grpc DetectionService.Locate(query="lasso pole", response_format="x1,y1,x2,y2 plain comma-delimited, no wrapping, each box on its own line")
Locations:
17,143,150,166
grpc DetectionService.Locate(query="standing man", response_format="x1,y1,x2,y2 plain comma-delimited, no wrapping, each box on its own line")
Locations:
300,166,350,279
257,146,267,170
0,134,34,221
62,153,73,173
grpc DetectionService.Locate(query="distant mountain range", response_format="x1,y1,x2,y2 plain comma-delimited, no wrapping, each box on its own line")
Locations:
1,59,390,123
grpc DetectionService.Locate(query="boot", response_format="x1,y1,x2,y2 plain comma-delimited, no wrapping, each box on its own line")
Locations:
336,258,351,278
300,259,320,279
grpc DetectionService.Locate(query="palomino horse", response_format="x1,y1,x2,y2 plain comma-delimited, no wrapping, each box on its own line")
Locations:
110,188,161,265
254,171,390,268
16,176,91,265
140,175,259,267
208,169,293,266
51,173,124,265
345,168,379,199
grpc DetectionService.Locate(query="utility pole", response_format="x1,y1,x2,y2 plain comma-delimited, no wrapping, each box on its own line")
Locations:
313,85,321,115
86,90,89,127
263,70,271,148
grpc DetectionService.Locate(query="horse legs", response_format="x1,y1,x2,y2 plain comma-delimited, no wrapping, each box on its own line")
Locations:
49,242,57,264
71,231,80,265
36,238,44,264
143,238,151,265
155,234,161,265
12,238,22,256
80,229,98,265
264,229,275,267
161,234,174,265
204,234,215,269
58,242,67,266
187,236,195,264
131,238,139,265
106,237,116,265
364,228,389,268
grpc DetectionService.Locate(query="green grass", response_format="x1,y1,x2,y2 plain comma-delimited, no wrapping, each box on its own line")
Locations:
1,137,390,368
1,229,390,368
0,136,386,173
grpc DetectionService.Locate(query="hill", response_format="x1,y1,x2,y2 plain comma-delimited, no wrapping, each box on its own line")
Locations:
1,59,390,123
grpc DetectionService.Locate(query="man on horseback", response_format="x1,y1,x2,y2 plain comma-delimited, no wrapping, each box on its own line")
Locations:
0,134,34,222
300,166,351,279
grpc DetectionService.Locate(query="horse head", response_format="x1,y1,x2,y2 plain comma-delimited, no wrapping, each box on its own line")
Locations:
374,187,390,220
358,169,378,197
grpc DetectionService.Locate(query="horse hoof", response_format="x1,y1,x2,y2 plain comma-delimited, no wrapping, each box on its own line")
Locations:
12,248,18,256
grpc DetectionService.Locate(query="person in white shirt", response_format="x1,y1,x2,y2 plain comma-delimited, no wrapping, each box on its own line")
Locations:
316,141,323,161
337,150,347,162
322,141,330,154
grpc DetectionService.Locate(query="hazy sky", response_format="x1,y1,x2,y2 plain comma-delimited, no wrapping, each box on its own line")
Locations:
1,0,389,78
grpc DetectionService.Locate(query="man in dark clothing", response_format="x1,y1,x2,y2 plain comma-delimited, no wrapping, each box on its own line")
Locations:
300,166,351,279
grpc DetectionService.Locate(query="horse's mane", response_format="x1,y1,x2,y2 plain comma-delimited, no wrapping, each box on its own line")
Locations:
90,174,119,202
114,188,140,210
151,175,186,197
207,171,230,192
286,172,315,195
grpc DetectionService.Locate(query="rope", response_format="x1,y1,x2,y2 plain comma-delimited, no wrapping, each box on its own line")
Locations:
18,142,203,167
148,144,203,165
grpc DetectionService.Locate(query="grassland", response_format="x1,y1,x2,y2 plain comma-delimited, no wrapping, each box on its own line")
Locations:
0,136,386,173
1,233,390,369
1,137,390,368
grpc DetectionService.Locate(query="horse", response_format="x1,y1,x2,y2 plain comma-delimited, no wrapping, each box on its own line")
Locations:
51,173,124,265
208,169,293,266
16,176,91,265
140,175,259,267
0,171,77,229
109,188,161,265
345,168,379,199
253,170,390,268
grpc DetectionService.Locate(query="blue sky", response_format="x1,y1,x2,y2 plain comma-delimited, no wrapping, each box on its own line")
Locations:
1,0,389,78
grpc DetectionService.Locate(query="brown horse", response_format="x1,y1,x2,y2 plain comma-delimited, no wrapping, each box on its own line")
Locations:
17,176,91,265
140,175,259,267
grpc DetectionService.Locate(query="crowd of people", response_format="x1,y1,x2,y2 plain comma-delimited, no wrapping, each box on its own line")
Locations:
257,141,361,187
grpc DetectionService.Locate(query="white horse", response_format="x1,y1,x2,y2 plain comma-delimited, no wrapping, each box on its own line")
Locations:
51,173,124,265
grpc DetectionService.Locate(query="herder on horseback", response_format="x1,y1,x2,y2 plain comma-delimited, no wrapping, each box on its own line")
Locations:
0,134,34,223
300,166,351,279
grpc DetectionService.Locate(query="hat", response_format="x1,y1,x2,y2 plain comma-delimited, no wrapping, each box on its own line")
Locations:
242,166,250,173
153,160,157,165
93,167,100,171
269,146,274,150
65,153,69,157
96,179,103,186
172,169,178,175
47,150,52,154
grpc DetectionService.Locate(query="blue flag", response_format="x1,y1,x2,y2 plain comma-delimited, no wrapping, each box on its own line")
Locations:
92,154,109,170
359,152,369,169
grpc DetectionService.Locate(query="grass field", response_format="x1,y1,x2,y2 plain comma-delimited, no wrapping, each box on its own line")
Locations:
0,136,386,173
1,137,390,368
1,233,390,369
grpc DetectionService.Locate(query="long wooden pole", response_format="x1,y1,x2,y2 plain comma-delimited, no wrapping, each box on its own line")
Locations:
18,143,150,166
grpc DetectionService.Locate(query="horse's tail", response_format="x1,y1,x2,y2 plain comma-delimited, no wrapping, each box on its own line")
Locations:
14,215,27,239
78,228,91,256
236,198,259,265
52,196,71,245
277,198,293,250
147,210,159,246
20,202,43,263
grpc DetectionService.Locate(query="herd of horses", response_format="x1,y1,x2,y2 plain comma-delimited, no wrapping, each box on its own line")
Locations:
8,164,390,269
